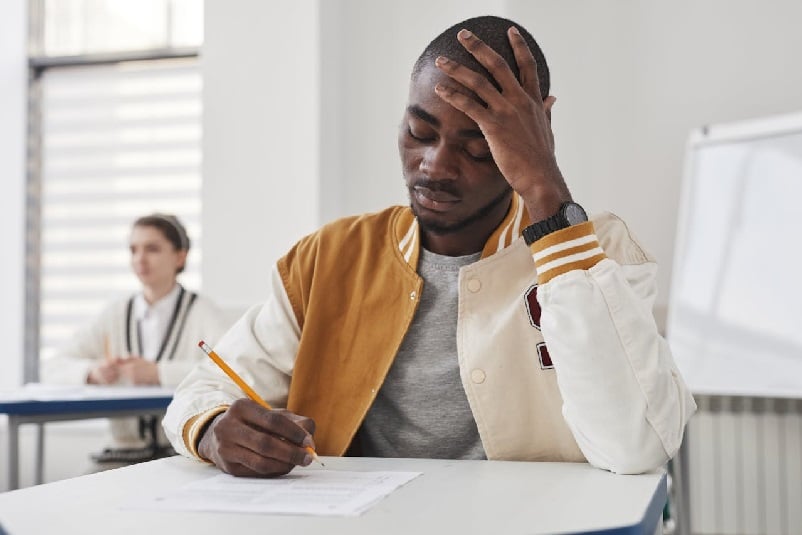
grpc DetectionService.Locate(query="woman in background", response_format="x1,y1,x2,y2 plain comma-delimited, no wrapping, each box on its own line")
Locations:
42,213,228,463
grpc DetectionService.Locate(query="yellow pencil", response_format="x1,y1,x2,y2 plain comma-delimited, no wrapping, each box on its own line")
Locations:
197,340,324,466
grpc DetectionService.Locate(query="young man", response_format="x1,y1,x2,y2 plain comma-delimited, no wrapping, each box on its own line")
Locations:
163,15,696,476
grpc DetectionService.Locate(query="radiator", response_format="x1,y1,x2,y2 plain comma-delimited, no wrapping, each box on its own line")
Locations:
683,395,802,535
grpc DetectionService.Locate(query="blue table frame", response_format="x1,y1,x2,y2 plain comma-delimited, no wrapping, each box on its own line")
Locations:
1,393,172,490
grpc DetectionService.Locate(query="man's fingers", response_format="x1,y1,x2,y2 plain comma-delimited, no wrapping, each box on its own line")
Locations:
203,401,319,478
217,451,295,478
278,410,316,436
434,82,490,126
508,26,541,100
217,460,263,478
433,56,498,108
222,400,316,465
455,29,520,96
236,402,312,447
235,432,310,470
215,413,311,468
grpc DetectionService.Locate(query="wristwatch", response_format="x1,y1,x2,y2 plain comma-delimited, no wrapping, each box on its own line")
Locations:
522,201,588,245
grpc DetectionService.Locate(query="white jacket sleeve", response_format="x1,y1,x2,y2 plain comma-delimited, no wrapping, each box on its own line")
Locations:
162,265,300,457
39,303,115,385
536,222,696,474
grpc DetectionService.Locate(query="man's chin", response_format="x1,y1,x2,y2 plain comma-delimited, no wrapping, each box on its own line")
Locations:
412,207,464,235
409,185,513,237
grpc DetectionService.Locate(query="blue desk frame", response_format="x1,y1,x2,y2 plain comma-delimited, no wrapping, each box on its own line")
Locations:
1,394,172,490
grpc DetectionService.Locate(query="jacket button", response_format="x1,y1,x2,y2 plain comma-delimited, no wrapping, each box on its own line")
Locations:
471,369,486,384
467,279,481,292
409,291,417,300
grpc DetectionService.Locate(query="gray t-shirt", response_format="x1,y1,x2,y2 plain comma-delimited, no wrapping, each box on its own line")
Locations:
359,248,486,459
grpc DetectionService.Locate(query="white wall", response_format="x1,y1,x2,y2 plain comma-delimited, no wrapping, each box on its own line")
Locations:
202,0,506,309
196,0,802,315
0,0,27,389
1,0,799,377
515,0,802,317
201,1,321,308
318,0,508,221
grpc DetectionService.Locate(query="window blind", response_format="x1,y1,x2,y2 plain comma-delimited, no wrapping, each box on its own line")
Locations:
38,57,202,361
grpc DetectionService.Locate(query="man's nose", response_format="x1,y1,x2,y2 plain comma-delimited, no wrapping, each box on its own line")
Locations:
420,143,458,179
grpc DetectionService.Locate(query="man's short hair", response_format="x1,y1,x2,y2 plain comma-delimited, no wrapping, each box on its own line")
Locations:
412,15,550,99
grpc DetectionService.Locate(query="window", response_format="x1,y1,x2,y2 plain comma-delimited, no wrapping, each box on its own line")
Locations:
27,0,203,377
35,0,202,56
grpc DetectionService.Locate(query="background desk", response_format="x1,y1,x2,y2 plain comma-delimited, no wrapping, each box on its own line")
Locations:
0,456,666,535
0,384,172,490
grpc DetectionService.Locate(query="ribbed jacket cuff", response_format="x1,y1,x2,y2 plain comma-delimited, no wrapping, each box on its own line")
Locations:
183,405,230,462
530,221,606,284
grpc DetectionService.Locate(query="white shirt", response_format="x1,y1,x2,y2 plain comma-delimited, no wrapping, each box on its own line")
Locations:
131,284,181,360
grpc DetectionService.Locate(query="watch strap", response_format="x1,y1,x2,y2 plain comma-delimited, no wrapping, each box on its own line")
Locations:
522,201,588,245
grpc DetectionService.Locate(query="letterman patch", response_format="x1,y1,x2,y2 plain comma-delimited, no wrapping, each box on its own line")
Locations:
537,342,553,369
526,286,553,369
524,284,541,330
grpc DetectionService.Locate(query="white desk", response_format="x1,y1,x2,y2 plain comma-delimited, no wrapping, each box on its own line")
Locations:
0,384,173,490
0,456,666,534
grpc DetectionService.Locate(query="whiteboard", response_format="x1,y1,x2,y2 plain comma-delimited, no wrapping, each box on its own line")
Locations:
666,112,802,398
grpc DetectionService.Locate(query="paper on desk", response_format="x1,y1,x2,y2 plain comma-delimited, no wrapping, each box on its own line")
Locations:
126,469,421,517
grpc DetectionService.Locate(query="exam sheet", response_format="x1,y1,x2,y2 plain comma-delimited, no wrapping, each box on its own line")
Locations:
127,469,421,516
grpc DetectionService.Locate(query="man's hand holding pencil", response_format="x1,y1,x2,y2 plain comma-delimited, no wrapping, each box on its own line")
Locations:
197,400,318,477
197,341,322,478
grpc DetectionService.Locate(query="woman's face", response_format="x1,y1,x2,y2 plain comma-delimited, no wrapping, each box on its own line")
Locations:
129,225,186,289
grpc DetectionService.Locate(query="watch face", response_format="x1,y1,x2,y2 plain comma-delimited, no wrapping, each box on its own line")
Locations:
563,202,588,225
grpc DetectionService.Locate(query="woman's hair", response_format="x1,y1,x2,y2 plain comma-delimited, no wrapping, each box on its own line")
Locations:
132,213,191,273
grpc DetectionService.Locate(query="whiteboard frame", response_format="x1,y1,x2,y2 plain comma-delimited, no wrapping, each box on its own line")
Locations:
666,111,802,398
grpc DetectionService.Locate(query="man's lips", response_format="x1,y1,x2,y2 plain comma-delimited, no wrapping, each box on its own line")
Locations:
413,185,460,212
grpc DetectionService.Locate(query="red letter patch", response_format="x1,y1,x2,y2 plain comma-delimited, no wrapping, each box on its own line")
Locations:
526,285,553,369
524,284,541,330
537,342,553,369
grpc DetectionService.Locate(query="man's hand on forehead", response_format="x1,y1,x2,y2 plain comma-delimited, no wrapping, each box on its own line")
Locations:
432,26,571,220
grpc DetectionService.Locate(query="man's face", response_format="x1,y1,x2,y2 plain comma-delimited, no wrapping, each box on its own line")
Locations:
399,64,511,237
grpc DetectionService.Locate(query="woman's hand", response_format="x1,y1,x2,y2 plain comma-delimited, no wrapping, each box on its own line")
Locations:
87,360,120,385
116,356,160,385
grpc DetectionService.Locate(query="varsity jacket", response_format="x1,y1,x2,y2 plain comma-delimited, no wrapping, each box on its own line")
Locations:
164,195,696,474
42,286,227,448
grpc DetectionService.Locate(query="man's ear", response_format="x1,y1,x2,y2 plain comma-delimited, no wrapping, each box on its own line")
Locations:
543,95,557,122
